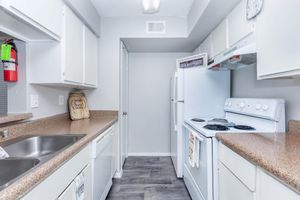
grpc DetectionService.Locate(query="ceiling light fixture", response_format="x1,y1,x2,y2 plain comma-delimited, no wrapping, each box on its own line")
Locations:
142,0,161,14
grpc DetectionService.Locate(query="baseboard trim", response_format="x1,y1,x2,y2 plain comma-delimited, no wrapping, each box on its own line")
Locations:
114,169,123,179
127,152,171,157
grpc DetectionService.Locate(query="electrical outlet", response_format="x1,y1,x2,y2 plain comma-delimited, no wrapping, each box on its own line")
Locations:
58,95,64,106
30,95,39,108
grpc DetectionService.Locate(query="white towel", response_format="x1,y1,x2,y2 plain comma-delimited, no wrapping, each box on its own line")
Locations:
188,131,196,167
75,173,85,200
188,131,201,168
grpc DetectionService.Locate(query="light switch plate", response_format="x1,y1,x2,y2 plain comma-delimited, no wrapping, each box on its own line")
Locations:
30,95,39,108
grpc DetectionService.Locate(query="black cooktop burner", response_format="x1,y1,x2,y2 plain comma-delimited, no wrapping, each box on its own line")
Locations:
203,124,229,131
234,125,256,130
210,118,228,123
191,118,205,122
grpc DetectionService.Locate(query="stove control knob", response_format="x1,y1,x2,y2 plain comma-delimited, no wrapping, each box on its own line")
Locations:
262,105,269,111
256,104,262,110
228,101,232,107
239,102,245,108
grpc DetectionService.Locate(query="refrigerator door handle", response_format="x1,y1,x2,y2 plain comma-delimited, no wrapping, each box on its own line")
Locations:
173,73,179,131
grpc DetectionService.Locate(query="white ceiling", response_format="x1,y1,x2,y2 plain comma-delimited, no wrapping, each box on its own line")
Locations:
123,0,241,52
91,0,195,17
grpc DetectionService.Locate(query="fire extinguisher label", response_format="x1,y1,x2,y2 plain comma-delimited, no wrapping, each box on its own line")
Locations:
3,62,16,71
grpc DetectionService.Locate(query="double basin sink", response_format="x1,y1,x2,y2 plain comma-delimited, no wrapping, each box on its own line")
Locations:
0,134,85,190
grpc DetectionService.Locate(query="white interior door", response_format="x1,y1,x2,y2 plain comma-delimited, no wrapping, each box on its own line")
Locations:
120,41,129,166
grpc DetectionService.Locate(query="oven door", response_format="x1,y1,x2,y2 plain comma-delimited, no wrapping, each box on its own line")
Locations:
183,123,213,200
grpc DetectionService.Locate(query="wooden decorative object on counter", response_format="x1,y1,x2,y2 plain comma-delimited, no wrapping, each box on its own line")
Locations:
68,91,90,120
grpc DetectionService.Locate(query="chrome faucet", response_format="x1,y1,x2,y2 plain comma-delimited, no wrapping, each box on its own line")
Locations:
0,130,9,139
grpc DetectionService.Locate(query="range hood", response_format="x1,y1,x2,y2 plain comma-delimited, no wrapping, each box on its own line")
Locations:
208,33,256,70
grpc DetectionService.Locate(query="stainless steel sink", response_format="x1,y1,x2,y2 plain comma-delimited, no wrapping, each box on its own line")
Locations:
0,158,40,189
2,134,85,158
0,134,85,189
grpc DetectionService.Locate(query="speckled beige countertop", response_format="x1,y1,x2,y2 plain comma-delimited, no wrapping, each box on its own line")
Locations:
216,120,300,193
0,113,33,125
0,110,118,200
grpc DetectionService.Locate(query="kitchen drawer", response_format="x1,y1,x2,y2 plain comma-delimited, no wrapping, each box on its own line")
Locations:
219,162,256,200
219,142,256,191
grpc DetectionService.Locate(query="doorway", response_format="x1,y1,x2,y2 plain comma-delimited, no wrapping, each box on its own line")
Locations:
120,41,129,166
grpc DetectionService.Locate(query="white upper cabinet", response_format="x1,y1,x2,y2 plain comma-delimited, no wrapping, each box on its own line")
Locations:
63,6,84,84
256,0,300,79
211,19,228,57
29,5,98,89
227,0,254,47
199,34,214,59
9,0,63,38
84,27,98,86
0,0,63,41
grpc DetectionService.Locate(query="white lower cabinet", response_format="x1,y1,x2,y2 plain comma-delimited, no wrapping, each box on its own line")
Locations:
22,145,91,200
218,142,300,200
22,123,117,200
257,169,300,200
57,163,92,200
57,181,77,200
219,162,255,200
219,143,256,200
82,164,93,200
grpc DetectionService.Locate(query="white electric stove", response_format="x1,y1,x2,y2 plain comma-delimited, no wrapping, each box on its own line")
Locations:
182,98,286,200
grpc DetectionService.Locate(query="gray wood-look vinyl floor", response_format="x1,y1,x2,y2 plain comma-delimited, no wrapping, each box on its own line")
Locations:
106,157,191,200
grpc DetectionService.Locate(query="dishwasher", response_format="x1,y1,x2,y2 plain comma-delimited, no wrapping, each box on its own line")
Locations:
91,125,114,200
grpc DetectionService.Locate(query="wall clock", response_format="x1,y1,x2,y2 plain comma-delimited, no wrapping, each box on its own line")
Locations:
247,0,264,20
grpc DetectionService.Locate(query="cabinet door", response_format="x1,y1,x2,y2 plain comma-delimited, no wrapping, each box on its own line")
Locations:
200,35,214,59
211,19,228,57
258,169,300,200
227,0,253,46
57,181,76,200
219,162,255,200
84,27,98,86
82,164,92,200
63,6,84,84
257,0,300,79
9,0,62,37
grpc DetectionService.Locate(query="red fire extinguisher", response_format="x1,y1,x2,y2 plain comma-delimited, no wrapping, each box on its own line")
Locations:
1,39,18,82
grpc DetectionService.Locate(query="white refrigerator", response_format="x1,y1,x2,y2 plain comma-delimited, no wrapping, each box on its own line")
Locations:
170,54,230,178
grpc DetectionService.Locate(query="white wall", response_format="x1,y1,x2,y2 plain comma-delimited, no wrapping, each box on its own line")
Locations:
7,41,71,118
87,17,188,111
232,66,300,121
127,52,189,155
